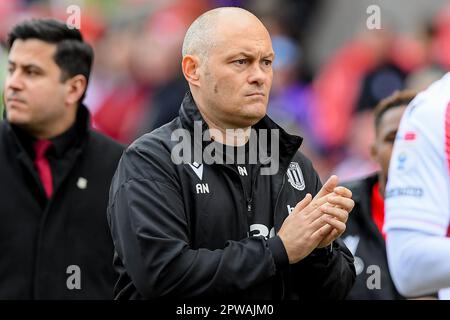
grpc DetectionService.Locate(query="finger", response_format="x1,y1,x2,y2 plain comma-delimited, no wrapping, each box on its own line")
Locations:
303,190,339,216
304,197,328,216
321,205,349,222
292,193,312,215
322,215,346,235
307,212,331,235
333,186,352,199
305,192,344,215
306,206,323,222
307,203,348,224
314,175,339,200
311,223,333,241
327,196,355,212
320,228,340,247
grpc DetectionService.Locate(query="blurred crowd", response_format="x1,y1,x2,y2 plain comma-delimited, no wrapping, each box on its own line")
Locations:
1,0,450,181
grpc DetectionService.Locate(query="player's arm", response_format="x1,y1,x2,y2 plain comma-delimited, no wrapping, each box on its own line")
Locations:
385,98,450,297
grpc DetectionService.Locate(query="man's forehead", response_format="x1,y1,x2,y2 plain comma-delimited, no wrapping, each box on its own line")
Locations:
381,106,406,125
9,39,57,64
378,106,406,135
213,32,273,56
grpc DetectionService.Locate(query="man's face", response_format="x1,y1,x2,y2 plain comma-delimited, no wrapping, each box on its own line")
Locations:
4,39,67,132
197,20,274,128
372,106,406,192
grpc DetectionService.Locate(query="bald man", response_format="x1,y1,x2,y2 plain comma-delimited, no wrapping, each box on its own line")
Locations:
108,7,356,300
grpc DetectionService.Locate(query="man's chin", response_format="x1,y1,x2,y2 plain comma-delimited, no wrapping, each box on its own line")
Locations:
246,104,267,121
6,112,31,126
239,112,266,127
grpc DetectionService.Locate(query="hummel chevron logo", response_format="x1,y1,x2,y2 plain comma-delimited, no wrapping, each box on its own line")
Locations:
188,162,203,180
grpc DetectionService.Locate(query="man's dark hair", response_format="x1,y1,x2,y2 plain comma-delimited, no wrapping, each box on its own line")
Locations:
6,18,94,103
373,89,417,132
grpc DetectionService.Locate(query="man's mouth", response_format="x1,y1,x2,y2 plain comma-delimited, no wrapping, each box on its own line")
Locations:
246,92,265,97
6,97,26,104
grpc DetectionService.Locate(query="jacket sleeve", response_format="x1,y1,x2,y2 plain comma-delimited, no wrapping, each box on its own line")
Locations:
293,159,356,299
107,142,281,299
294,238,356,299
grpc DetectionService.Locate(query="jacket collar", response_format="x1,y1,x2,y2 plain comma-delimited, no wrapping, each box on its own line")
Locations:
6,104,91,159
178,91,303,169
348,173,386,245
179,91,209,133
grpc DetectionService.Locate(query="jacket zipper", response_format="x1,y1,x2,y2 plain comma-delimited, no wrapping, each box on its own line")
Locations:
223,163,288,299
246,169,260,214
220,164,259,229
273,174,287,222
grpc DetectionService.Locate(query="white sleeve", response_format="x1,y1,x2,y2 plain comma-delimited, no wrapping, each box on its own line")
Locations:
387,229,450,297
384,89,450,297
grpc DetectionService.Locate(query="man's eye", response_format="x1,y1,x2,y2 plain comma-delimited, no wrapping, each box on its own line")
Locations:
234,59,247,65
263,60,272,66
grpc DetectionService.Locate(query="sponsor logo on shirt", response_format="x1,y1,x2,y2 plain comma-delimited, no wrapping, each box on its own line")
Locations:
385,186,424,198
404,131,416,141
397,152,408,170
248,224,275,239
393,148,416,174
396,130,418,143
287,204,295,214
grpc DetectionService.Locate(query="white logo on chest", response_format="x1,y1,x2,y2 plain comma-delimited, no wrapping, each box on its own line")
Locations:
77,177,88,189
248,224,276,239
237,166,248,176
196,183,209,194
189,162,203,180
286,162,305,191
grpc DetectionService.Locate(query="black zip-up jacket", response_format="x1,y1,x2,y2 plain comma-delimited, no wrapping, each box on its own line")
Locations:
0,105,124,299
342,174,403,300
108,92,355,300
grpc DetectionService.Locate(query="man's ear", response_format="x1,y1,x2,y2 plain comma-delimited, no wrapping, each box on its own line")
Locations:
182,55,201,87
65,75,87,106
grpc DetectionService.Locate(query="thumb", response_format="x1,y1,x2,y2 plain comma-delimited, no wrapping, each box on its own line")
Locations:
314,175,339,200
292,193,312,215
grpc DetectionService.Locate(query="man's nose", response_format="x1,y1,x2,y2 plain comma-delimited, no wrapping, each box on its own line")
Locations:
247,63,268,86
6,70,24,91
